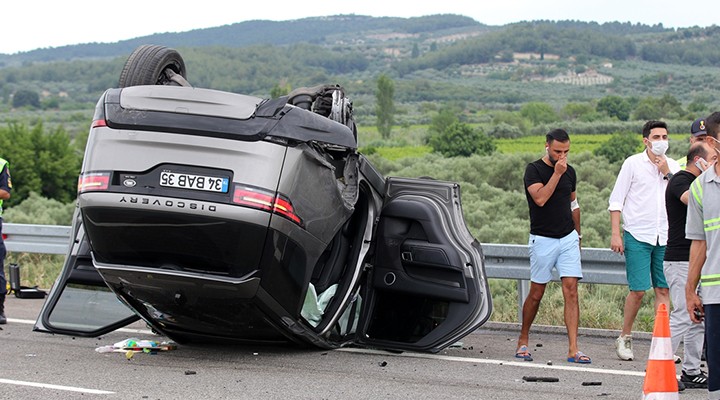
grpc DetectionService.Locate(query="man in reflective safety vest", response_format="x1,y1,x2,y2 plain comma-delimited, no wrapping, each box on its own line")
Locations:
686,111,720,399
0,157,11,324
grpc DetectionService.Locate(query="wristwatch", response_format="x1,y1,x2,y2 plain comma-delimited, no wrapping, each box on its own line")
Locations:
663,172,674,180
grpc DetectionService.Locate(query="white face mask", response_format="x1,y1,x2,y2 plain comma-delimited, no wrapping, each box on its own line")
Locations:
649,140,669,156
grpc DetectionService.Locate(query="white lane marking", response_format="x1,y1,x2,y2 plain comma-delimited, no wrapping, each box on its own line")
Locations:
0,378,114,394
3,319,156,395
7,318,34,325
337,348,647,377
117,327,156,335
8,318,155,335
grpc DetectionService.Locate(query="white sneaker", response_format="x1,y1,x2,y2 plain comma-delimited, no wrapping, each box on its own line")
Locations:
615,335,633,361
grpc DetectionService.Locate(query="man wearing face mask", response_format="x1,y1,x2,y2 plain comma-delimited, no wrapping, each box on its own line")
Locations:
608,120,681,361
516,129,588,364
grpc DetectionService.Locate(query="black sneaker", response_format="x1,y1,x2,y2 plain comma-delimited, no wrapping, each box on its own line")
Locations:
0,311,6,325
680,370,708,389
677,380,685,392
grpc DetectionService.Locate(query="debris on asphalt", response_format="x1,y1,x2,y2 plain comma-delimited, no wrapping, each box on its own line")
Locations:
582,381,602,386
378,361,388,367
185,370,196,375
95,338,177,356
522,376,559,382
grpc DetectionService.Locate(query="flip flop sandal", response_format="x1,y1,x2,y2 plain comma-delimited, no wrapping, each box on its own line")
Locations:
567,351,591,364
515,345,533,361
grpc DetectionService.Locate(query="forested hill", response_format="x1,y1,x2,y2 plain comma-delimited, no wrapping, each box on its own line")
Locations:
1,14,718,69
0,14,483,63
0,14,707,65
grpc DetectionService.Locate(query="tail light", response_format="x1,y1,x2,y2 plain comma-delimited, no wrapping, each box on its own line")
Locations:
233,185,302,226
78,172,111,193
91,119,107,128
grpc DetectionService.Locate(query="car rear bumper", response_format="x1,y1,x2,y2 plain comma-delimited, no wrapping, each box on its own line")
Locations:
94,261,292,343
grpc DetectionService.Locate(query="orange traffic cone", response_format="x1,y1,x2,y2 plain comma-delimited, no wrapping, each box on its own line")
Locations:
642,303,678,399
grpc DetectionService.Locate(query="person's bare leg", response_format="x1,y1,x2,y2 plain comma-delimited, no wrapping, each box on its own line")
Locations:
622,290,645,336
654,287,670,312
517,282,546,351
561,277,580,358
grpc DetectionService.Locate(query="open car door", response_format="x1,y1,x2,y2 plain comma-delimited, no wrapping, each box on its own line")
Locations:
356,177,492,353
34,210,139,336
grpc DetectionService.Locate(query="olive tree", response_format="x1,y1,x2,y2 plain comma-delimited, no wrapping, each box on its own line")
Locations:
375,74,395,139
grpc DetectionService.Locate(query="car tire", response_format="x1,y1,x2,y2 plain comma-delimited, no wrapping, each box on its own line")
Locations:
118,44,188,87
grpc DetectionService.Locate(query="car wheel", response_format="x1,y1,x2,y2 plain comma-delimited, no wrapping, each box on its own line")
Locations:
118,44,189,87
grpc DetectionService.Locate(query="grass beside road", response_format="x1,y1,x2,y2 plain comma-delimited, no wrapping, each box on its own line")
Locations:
489,279,656,332
6,253,63,291
8,253,655,333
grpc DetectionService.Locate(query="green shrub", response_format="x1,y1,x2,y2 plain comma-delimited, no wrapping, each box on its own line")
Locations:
428,122,495,157
3,191,75,225
593,132,642,164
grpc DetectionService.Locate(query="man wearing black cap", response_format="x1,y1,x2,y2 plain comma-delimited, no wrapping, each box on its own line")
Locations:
677,117,709,169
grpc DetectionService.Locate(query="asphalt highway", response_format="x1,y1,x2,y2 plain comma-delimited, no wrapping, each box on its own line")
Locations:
0,296,707,399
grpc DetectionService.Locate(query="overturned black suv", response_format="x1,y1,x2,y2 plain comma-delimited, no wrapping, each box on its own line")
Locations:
34,45,492,353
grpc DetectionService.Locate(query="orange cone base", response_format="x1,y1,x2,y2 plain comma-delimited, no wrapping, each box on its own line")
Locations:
642,304,678,399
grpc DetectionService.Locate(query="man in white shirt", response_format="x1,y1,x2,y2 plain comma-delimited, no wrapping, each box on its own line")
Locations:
608,120,681,361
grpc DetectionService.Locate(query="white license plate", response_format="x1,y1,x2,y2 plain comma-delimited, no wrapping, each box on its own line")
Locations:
159,171,229,193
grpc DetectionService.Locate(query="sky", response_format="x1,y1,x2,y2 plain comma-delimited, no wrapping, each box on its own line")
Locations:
2,0,717,55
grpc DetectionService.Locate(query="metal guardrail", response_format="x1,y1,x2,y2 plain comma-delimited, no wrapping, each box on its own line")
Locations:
4,223,71,255
482,243,628,284
3,224,629,318
481,243,628,318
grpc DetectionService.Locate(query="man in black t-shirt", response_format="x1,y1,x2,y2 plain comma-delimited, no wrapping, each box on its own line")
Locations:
664,142,715,388
515,129,588,364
